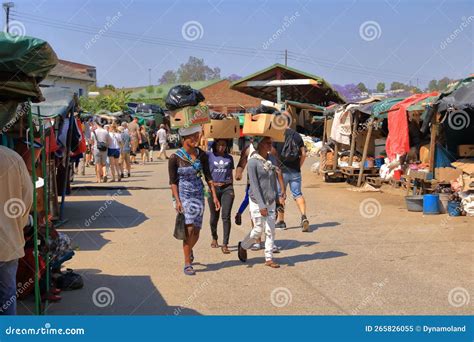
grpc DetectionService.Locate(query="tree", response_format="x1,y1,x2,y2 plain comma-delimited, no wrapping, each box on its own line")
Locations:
376,82,385,92
79,90,131,113
146,85,154,94
176,56,221,82
159,70,177,85
333,84,362,101
356,82,368,93
390,81,407,91
427,80,438,91
437,77,451,91
227,74,242,82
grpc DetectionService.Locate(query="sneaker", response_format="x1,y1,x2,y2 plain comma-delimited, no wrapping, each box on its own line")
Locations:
237,242,247,262
103,176,108,183
250,243,261,251
275,221,287,230
235,212,242,226
272,245,282,253
120,173,124,178
301,215,310,232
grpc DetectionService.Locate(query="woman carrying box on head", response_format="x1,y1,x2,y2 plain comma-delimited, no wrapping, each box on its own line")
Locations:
207,139,235,254
237,136,286,269
168,125,220,276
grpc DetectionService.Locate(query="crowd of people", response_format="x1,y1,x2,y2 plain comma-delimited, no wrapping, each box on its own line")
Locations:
81,117,170,183
168,116,310,276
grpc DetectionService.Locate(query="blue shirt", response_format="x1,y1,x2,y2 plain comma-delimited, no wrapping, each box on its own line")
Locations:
207,152,234,183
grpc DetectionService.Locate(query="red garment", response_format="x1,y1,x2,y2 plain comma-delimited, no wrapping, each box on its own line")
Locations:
71,118,87,156
45,125,59,154
385,92,439,160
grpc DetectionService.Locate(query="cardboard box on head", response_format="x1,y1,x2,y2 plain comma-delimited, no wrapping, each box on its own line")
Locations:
170,102,210,128
242,113,285,142
203,118,240,139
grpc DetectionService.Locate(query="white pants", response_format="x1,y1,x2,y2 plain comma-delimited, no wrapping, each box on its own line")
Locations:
157,142,168,159
241,200,276,261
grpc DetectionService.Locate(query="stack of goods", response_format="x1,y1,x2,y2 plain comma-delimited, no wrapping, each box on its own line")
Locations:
301,134,322,157
203,112,240,139
165,85,210,128
242,112,285,142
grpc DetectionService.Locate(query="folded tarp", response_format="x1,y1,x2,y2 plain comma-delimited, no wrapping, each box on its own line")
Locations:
0,33,58,102
31,88,75,118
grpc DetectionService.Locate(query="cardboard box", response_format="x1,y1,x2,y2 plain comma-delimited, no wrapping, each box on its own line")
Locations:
242,113,285,142
458,145,474,157
170,102,210,128
203,118,240,139
435,167,463,182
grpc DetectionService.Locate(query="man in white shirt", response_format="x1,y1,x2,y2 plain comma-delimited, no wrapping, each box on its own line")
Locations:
0,146,33,315
155,124,169,160
91,120,111,183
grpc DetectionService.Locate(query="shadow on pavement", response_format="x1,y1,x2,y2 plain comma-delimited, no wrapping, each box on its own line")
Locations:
18,269,201,315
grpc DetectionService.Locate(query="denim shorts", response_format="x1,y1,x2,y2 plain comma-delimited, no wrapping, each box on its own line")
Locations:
107,148,120,158
280,169,303,199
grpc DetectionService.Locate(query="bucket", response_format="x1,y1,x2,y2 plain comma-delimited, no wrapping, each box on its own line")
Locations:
423,194,440,215
438,193,450,214
405,195,423,212
393,169,403,181
375,157,384,168
447,200,462,217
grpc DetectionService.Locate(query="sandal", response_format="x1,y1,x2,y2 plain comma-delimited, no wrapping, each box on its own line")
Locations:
221,245,230,254
265,260,280,268
183,265,195,276
211,240,219,248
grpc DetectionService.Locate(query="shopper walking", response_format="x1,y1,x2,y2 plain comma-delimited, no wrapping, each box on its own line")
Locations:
237,137,286,268
273,117,309,232
91,120,111,183
118,125,131,178
207,139,235,254
108,123,122,182
139,126,149,164
168,126,220,276
128,117,140,164
155,124,169,160
0,146,33,315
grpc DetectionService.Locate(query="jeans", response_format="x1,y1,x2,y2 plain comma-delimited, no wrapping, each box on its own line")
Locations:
0,259,19,315
281,169,303,199
237,184,250,214
208,185,235,245
241,200,276,261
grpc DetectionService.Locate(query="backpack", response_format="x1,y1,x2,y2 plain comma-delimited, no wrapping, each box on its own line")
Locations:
280,130,300,162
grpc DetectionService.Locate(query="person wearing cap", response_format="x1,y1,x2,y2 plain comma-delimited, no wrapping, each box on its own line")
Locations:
168,125,220,276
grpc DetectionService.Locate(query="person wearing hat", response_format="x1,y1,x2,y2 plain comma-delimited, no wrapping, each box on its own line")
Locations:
168,125,220,275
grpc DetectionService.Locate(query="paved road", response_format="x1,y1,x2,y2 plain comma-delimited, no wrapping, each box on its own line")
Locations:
21,153,473,315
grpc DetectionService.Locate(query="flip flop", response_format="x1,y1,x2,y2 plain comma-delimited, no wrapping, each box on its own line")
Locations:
221,246,230,254
183,265,195,276
265,260,280,268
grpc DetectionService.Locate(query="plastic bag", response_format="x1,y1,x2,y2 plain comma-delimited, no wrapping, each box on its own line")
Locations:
165,85,205,111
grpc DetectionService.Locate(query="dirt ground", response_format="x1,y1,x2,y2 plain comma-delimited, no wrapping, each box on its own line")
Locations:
18,153,473,315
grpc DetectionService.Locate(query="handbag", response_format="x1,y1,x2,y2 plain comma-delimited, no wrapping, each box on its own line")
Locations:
174,212,186,240
93,130,108,152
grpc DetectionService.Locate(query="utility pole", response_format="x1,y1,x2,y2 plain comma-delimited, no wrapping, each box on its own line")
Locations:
148,68,151,86
285,49,288,66
3,2,14,33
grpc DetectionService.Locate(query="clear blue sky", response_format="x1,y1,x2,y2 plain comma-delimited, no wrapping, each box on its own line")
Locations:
5,0,474,89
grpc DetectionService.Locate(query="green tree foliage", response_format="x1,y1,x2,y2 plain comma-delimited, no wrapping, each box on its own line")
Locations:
80,90,132,113
158,56,221,84
356,82,368,93
376,82,385,92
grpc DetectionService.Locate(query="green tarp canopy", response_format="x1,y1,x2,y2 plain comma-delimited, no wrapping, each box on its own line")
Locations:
0,32,58,102
371,98,405,119
407,95,439,112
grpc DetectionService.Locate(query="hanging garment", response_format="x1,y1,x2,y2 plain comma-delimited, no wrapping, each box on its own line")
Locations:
385,92,438,160
330,104,357,145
